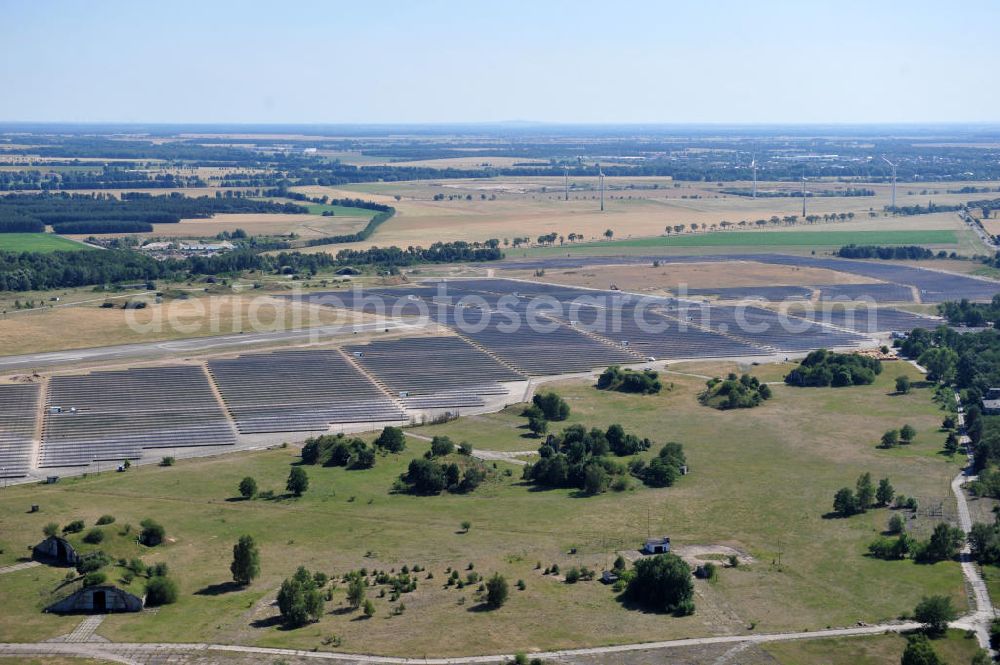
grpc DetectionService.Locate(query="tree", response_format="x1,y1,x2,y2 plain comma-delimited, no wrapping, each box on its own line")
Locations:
625,553,694,615
913,595,957,635
888,513,906,534
485,573,509,608
583,464,609,495
230,535,261,586
238,476,257,499
917,523,964,563
604,229,614,240
528,416,548,438
277,567,325,627
145,576,179,606
402,458,446,494
430,435,455,457
375,426,406,453
855,473,875,511
896,375,912,394
881,429,900,448
461,520,472,533
900,424,917,444
900,633,943,665
347,576,366,609
139,518,165,546
876,477,895,507
363,598,376,618
532,393,570,421
833,487,859,517
286,467,309,497
944,432,960,455
918,347,958,383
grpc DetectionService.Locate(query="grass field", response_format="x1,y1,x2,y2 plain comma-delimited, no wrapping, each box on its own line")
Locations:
762,629,983,665
0,233,88,253
527,230,957,254
303,203,379,217
0,361,965,655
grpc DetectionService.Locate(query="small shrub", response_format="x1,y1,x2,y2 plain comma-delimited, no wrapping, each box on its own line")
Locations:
160,456,175,467
62,520,85,534
83,528,105,544
145,576,179,606
139,518,165,547
96,515,116,526
82,571,106,587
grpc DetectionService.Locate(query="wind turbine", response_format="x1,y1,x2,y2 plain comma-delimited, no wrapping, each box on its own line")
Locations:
598,163,605,212
801,175,807,218
751,153,758,199
881,156,897,210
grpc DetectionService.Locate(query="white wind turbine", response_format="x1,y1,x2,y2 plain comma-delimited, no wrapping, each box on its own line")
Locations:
881,156,898,210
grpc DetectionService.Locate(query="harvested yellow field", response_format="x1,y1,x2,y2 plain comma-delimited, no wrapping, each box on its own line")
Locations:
981,218,1000,236
285,177,973,253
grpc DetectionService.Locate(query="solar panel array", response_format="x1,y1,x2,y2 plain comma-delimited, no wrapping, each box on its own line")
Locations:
497,253,1000,303
208,350,406,433
784,306,942,333
346,336,525,410
684,285,812,301
662,303,868,352
0,384,39,477
558,303,763,359
427,307,638,375
818,283,915,303
41,366,235,468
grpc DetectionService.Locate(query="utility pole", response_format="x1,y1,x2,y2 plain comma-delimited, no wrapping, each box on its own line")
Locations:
564,167,569,201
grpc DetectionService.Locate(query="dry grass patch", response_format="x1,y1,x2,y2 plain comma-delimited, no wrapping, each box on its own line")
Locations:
521,261,873,295
0,294,359,356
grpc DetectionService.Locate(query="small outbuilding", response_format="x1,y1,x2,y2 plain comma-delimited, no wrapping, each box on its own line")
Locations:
643,536,671,555
600,570,619,584
46,585,143,614
983,388,1000,415
32,535,78,566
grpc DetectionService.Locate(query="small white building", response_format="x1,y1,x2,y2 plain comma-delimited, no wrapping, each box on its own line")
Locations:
643,536,671,555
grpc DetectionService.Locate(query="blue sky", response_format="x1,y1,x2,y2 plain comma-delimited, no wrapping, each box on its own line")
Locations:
2,0,998,124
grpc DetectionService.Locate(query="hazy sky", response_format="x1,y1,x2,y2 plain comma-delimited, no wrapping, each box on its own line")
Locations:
3,0,998,124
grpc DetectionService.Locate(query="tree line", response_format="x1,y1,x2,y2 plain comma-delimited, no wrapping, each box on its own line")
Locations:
836,244,938,260
0,191,306,232
0,238,505,292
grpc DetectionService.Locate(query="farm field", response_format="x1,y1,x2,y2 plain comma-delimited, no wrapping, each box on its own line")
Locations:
529,230,958,252
284,178,981,257
0,362,960,655
0,233,89,253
